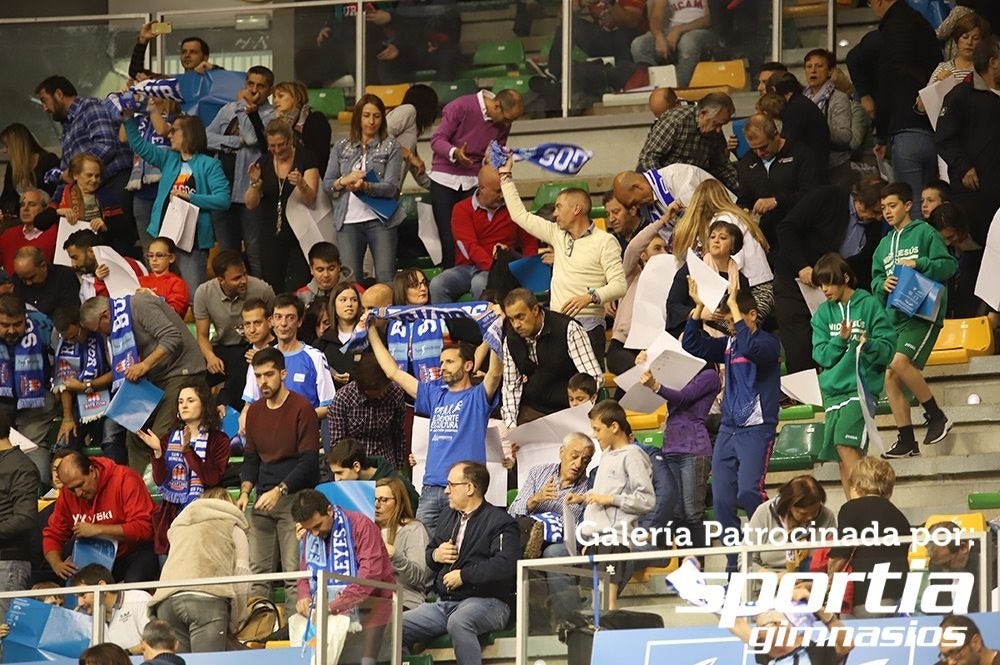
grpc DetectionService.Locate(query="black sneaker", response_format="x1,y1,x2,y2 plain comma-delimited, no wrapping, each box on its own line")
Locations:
882,438,920,458
923,412,953,445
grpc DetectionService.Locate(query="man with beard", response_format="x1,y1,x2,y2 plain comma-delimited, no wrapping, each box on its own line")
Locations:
63,230,144,300
238,347,320,617
367,323,502,533
0,293,57,482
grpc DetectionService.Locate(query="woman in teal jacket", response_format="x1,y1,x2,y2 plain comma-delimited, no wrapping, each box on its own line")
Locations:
123,110,231,294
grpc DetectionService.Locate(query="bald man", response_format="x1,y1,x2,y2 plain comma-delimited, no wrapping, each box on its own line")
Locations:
648,87,679,119
498,157,625,365
613,162,724,230
430,166,538,304
12,246,81,318
360,283,393,311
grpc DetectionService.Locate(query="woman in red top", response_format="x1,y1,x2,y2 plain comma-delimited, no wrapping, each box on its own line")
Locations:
138,236,190,318
137,379,230,555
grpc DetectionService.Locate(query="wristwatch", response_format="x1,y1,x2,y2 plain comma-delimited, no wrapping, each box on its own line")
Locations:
588,288,600,304
278,483,289,496
85,381,94,394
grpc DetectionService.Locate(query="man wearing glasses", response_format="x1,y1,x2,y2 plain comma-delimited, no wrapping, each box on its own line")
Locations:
938,615,999,665
402,461,519,665
499,157,626,367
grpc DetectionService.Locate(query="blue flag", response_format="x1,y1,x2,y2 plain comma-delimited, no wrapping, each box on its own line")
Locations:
488,140,592,175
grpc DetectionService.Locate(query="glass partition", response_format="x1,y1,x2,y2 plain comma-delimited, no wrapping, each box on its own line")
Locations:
0,15,149,155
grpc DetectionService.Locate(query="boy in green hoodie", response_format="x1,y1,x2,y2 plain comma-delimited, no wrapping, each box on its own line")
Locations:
870,183,958,458
812,253,896,494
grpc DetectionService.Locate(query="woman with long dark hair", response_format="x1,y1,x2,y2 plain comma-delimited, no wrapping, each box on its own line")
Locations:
323,94,404,283
136,379,230,556
313,281,364,386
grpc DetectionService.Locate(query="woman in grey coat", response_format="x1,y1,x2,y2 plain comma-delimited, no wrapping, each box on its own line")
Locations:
375,477,432,610
804,48,855,186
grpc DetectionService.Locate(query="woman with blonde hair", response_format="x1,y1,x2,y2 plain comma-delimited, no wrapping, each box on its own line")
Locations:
0,123,59,214
670,178,774,320
271,79,331,171
375,477,430,610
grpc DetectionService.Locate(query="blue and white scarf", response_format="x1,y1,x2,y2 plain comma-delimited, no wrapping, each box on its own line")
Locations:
53,334,111,423
346,302,504,358
389,319,445,383
160,427,209,506
126,113,171,191
0,315,47,409
109,296,140,393
530,511,565,544
304,506,360,628
488,140,593,175
643,168,676,218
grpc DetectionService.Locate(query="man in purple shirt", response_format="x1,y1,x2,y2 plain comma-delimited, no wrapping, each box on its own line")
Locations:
428,89,523,268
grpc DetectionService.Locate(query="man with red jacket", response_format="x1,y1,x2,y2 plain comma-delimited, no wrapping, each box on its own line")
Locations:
429,165,539,304
43,451,157,582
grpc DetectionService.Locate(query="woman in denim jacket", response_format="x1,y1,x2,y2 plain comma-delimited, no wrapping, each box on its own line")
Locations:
324,94,404,283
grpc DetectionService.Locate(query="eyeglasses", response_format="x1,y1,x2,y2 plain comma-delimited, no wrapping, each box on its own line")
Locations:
374,496,396,505
145,252,170,259
938,643,970,663
446,481,471,490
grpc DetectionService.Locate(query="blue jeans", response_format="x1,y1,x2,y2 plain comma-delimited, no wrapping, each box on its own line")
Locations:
403,598,510,665
174,247,208,303
338,219,399,284
889,129,938,201
630,28,717,87
415,485,448,535
664,453,710,523
429,264,488,303
212,203,263,277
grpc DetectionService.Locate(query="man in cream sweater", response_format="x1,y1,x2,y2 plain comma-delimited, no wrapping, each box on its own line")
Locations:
498,158,626,366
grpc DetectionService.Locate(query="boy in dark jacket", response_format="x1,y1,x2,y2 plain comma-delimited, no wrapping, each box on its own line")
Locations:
402,461,519,665
682,271,781,572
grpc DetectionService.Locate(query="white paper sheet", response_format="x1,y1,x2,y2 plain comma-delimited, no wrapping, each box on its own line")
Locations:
975,207,1000,309
779,369,823,407
286,187,336,263
416,200,442,265
92,246,141,298
648,349,706,391
411,416,508,508
53,217,79,267
618,384,666,412
624,253,677,349
661,164,736,206
9,427,38,452
686,249,728,313
158,196,199,252
918,77,960,130
507,403,593,447
797,279,827,315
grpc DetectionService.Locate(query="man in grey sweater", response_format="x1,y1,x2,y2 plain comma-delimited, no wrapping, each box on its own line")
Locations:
81,293,207,473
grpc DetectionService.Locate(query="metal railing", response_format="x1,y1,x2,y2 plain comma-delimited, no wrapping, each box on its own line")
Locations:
515,531,993,665
0,568,404,665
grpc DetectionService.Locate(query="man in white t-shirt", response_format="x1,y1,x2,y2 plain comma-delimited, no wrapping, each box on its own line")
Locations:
631,0,717,87
241,293,335,420
71,563,151,654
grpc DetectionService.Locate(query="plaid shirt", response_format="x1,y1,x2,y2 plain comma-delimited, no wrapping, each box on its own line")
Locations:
508,461,588,522
500,312,603,428
60,97,132,177
325,380,407,468
636,105,738,192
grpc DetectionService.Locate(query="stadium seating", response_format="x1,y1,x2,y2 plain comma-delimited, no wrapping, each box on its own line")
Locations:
768,423,823,472
307,88,346,119
926,317,995,366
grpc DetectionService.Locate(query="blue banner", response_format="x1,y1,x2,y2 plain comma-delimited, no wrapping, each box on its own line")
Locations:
488,140,592,175
315,480,376,520
2,598,91,663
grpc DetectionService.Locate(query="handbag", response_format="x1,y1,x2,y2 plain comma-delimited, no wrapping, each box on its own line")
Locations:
886,264,944,323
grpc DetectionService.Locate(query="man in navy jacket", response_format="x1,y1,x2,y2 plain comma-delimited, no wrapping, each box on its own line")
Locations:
402,461,519,665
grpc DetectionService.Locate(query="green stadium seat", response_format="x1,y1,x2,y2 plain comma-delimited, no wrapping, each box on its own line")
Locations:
768,423,823,472
82,447,103,457
532,181,589,212
590,205,606,220
635,430,663,449
402,656,434,665
473,40,525,68
429,79,479,106
968,493,1000,510
506,488,518,507
491,76,534,95
779,404,818,421
536,35,589,67
307,88,346,118
422,267,444,281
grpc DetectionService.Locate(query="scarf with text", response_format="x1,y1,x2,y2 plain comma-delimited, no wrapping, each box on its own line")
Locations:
304,506,360,628
0,314,47,409
53,333,111,423
529,511,565,544
160,427,210,505
109,296,140,393
488,140,593,175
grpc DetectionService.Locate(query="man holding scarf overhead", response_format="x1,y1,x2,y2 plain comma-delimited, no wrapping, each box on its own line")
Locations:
79,292,206,474
291,489,394,665
0,293,58,484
